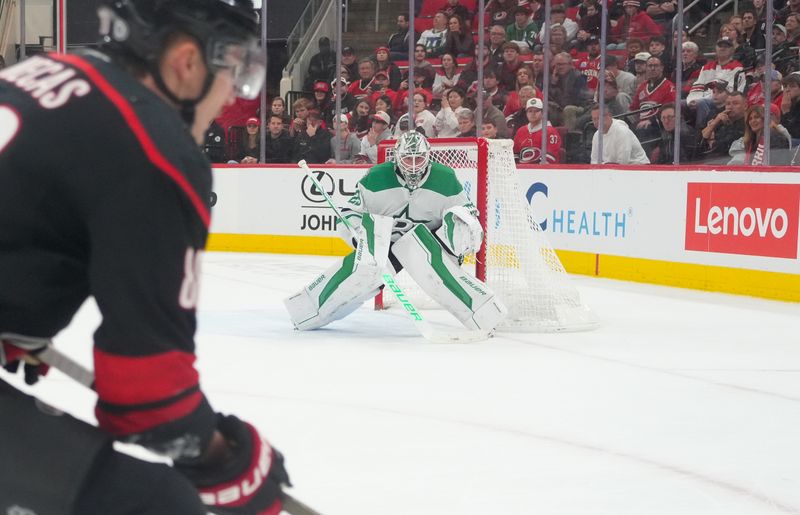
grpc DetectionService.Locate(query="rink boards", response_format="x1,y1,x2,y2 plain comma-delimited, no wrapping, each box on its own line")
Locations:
207,164,800,302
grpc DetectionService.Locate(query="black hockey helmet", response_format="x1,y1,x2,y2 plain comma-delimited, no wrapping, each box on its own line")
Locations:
98,0,265,107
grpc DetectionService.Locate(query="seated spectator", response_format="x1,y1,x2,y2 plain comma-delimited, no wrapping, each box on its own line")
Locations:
264,114,292,163
575,71,633,132
786,14,800,43
237,117,261,164
444,15,474,57
374,95,396,127
482,68,509,110
739,104,791,164
289,98,313,137
442,0,471,21
432,53,462,98
388,14,420,61
291,110,332,163
531,50,546,91
699,91,747,160
606,54,636,98
497,42,525,91
551,5,579,41
778,0,800,24
418,12,450,57
326,77,357,126
269,96,291,129
348,98,374,139
746,69,783,108
741,9,766,49
487,0,516,26
645,0,677,32
673,41,704,99
780,72,800,142
630,56,676,143
550,52,592,110
412,44,435,75
481,118,500,138
348,58,378,101
507,85,540,135
653,103,700,163
412,91,437,136
577,0,604,41
506,6,538,54
575,35,602,91
647,36,672,77
590,103,650,164
312,81,334,127
375,46,403,90
341,46,358,82
480,91,511,138
393,65,436,111
631,51,650,89
694,80,730,130
771,25,799,76
610,0,662,48
368,71,397,105
360,111,393,163
513,98,563,163
456,42,493,93
327,115,363,164
488,24,508,66
504,67,542,116
528,0,545,25
456,108,477,137
624,38,646,74
434,87,467,137
686,37,745,128
202,120,226,163
545,24,571,56
719,23,756,70
305,37,336,91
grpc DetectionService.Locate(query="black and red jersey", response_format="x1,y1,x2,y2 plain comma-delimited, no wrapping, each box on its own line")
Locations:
0,52,216,456
630,78,677,121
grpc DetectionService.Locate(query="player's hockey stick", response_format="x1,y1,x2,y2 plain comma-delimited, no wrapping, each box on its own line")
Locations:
298,160,491,344
23,343,322,515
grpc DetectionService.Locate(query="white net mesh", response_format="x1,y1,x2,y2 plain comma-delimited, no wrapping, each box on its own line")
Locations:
378,138,597,332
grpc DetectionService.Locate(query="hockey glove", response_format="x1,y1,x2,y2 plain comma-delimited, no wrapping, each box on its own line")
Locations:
0,335,51,385
176,414,290,515
436,206,484,258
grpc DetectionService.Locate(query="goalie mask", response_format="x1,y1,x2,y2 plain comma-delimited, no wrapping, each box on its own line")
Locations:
394,132,431,190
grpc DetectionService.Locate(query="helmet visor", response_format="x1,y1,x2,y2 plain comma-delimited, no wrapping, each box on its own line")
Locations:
209,38,266,100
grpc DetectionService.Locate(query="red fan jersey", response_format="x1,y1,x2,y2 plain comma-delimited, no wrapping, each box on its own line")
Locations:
513,122,562,163
630,78,677,121
574,53,602,91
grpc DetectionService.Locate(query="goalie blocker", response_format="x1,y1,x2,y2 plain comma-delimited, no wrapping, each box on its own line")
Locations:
284,212,506,332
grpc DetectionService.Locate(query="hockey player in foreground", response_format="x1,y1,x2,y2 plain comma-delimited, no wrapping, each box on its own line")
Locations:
285,132,508,334
0,1,291,514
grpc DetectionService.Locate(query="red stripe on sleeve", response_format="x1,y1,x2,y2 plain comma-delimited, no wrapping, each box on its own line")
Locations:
93,348,199,405
96,390,204,436
50,53,210,227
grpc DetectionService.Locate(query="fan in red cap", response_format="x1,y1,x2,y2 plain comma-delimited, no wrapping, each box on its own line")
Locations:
374,46,401,91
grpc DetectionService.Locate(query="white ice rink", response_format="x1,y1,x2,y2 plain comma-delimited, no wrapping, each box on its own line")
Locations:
4,251,800,515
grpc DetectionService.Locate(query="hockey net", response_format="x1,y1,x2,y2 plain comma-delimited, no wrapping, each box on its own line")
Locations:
375,137,597,332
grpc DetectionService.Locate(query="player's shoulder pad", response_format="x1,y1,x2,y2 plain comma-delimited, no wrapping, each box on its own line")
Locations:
420,162,463,197
359,161,402,192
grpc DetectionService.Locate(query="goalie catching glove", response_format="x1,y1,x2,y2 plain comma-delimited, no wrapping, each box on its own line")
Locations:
435,205,484,258
176,414,291,515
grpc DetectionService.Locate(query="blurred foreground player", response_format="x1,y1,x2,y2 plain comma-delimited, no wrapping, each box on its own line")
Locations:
284,132,507,332
0,1,290,514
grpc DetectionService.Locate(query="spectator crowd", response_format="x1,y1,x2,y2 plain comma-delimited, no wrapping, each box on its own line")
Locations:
206,0,800,166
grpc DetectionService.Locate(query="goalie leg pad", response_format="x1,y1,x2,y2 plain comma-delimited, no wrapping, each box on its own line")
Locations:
285,214,393,330
392,224,507,331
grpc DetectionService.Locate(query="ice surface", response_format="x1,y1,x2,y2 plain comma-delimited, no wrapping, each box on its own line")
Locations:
3,252,800,514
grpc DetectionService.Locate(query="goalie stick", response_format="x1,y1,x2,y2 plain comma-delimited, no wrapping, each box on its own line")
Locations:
25,344,322,515
297,160,492,344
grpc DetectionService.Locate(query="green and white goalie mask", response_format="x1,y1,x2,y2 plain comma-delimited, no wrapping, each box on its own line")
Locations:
394,132,431,189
